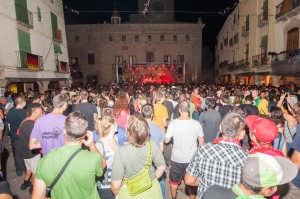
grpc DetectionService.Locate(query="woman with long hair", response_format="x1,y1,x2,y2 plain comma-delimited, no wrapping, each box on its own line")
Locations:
114,94,130,128
95,115,118,199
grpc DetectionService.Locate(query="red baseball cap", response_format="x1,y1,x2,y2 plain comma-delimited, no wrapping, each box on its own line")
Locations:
246,115,278,143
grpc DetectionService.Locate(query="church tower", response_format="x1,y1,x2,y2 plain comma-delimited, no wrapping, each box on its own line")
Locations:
111,2,121,24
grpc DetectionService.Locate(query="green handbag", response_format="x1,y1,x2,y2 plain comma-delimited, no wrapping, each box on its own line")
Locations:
123,141,152,196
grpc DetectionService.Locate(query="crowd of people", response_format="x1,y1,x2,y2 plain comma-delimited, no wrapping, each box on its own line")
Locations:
0,82,300,199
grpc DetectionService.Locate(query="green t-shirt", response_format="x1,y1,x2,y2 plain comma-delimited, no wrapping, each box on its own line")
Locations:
111,140,165,181
36,145,103,199
189,102,196,118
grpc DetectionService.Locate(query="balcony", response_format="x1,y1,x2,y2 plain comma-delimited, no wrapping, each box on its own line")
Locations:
237,58,250,71
228,62,237,71
15,4,33,28
17,51,43,70
258,10,269,26
242,25,249,37
52,27,63,43
276,0,300,20
56,60,69,73
271,51,300,76
252,54,269,67
219,60,228,69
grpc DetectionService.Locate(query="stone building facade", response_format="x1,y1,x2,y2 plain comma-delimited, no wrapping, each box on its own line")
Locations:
66,0,204,85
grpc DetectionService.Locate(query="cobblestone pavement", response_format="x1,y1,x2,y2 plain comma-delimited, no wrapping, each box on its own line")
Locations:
2,135,190,199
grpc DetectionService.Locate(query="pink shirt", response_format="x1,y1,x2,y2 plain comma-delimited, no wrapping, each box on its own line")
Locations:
116,110,129,129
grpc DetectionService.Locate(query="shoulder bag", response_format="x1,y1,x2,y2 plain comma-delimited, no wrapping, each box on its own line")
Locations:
123,141,152,196
45,148,82,198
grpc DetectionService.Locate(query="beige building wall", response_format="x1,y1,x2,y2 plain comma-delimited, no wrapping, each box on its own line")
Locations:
0,0,69,91
216,0,276,86
66,22,204,85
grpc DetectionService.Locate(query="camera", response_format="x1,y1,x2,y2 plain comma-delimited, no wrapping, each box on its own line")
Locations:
285,93,288,98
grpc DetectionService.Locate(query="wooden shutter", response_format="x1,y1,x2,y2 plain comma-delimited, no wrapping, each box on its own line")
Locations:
287,28,299,51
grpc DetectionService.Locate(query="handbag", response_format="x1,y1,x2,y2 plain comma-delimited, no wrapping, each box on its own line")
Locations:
123,141,152,196
45,148,82,198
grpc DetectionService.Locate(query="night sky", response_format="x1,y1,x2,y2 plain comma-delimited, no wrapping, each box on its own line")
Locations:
62,0,238,47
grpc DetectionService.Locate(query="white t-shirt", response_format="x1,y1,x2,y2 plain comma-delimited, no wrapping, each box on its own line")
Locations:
166,119,204,163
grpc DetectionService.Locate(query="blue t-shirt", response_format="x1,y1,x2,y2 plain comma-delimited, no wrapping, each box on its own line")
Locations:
148,122,165,148
273,133,284,151
93,126,127,146
291,123,300,188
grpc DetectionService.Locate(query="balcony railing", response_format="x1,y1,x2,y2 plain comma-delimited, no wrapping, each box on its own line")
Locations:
228,62,237,71
52,27,63,43
219,60,228,69
276,0,300,19
56,60,69,73
17,51,43,70
271,50,300,75
242,25,249,37
252,54,269,67
237,58,250,70
258,9,269,26
15,4,33,28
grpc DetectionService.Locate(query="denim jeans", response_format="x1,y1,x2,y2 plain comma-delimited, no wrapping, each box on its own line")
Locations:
159,177,165,199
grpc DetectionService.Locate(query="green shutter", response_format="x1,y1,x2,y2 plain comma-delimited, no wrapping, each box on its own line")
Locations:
262,0,268,10
15,0,29,24
18,29,31,53
51,12,58,38
37,7,41,21
260,36,268,48
54,44,62,54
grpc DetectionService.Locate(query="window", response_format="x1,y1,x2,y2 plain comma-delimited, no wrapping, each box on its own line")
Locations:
287,28,299,51
229,38,233,46
37,7,41,21
18,29,31,53
220,43,223,50
146,52,154,62
115,56,123,63
88,36,92,42
177,55,184,63
74,36,79,42
148,35,152,41
234,33,239,44
185,35,190,41
173,35,177,41
233,14,236,24
122,35,126,41
129,56,136,66
135,35,139,42
164,55,171,63
51,12,58,39
224,38,228,46
160,35,164,41
245,44,249,61
88,53,95,65
108,35,113,42
245,15,250,31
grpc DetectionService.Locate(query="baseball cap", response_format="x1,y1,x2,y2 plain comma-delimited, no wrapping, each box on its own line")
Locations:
246,115,278,143
243,153,297,187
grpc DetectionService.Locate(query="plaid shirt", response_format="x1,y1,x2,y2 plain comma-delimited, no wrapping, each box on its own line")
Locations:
186,141,248,199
